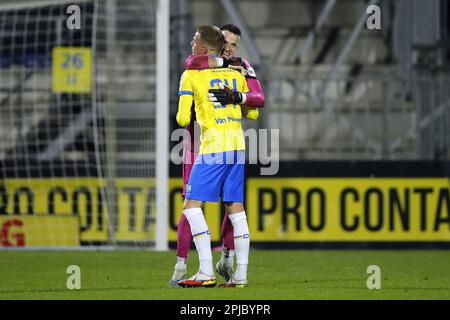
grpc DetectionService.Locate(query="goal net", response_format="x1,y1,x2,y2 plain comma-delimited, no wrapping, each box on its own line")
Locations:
0,0,169,250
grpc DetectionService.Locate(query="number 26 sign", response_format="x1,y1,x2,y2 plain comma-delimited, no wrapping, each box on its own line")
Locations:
52,47,92,93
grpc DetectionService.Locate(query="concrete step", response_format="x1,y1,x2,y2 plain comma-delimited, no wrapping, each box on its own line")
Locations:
279,144,417,160
271,105,417,160
242,31,387,65
191,0,369,29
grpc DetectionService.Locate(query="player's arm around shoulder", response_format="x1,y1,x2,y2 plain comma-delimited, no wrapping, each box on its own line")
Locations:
237,68,259,121
241,59,265,108
184,54,220,70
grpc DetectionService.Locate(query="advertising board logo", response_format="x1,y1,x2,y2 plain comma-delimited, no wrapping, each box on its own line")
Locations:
0,219,25,247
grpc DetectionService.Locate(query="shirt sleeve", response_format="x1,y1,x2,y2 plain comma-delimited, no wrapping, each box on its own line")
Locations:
178,71,194,96
239,73,259,120
242,106,259,120
242,59,265,108
241,72,249,93
177,71,194,127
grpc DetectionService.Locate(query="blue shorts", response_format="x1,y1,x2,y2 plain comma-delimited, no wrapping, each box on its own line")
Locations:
185,150,245,203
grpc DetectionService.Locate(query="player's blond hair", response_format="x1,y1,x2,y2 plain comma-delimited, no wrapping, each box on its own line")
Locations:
197,25,225,54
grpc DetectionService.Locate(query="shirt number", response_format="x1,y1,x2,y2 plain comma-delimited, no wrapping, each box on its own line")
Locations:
210,78,238,109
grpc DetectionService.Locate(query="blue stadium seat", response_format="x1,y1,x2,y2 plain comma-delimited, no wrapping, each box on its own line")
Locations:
24,53,51,68
0,55,12,69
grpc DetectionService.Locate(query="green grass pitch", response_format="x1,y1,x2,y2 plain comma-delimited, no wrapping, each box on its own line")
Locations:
0,249,450,299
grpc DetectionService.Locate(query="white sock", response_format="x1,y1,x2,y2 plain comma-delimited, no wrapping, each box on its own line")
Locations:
229,211,250,281
221,247,235,268
176,256,186,269
183,208,214,276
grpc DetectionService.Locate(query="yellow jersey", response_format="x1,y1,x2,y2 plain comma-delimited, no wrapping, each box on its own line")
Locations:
177,68,250,154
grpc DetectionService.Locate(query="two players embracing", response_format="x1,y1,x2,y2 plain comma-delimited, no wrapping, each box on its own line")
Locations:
171,24,265,288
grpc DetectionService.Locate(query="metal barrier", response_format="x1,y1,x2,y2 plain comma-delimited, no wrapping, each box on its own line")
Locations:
265,72,450,160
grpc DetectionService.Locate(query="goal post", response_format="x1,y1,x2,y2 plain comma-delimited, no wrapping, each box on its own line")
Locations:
0,0,170,250
155,0,170,251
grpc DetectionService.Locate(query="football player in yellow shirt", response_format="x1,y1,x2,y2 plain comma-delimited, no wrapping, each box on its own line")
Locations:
176,26,251,288
169,25,262,288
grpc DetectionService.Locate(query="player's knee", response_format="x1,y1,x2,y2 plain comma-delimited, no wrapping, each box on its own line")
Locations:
183,199,203,210
223,202,245,214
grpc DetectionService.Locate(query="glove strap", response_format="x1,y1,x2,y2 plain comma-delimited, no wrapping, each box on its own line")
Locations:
215,57,223,67
240,92,247,105
216,57,232,68
233,92,244,104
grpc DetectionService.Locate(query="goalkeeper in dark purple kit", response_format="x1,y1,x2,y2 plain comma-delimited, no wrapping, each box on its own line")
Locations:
169,24,265,287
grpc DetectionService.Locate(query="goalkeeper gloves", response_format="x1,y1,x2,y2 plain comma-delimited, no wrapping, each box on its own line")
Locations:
208,83,245,107
216,57,249,76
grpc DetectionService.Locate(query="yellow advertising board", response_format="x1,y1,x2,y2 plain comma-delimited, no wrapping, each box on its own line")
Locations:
0,178,157,243
0,178,223,244
52,47,92,93
0,216,79,247
1,177,449,246
246,178,450,241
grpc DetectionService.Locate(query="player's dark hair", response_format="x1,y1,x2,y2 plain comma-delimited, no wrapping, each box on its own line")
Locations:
220,24,241,36
197,25,225,53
